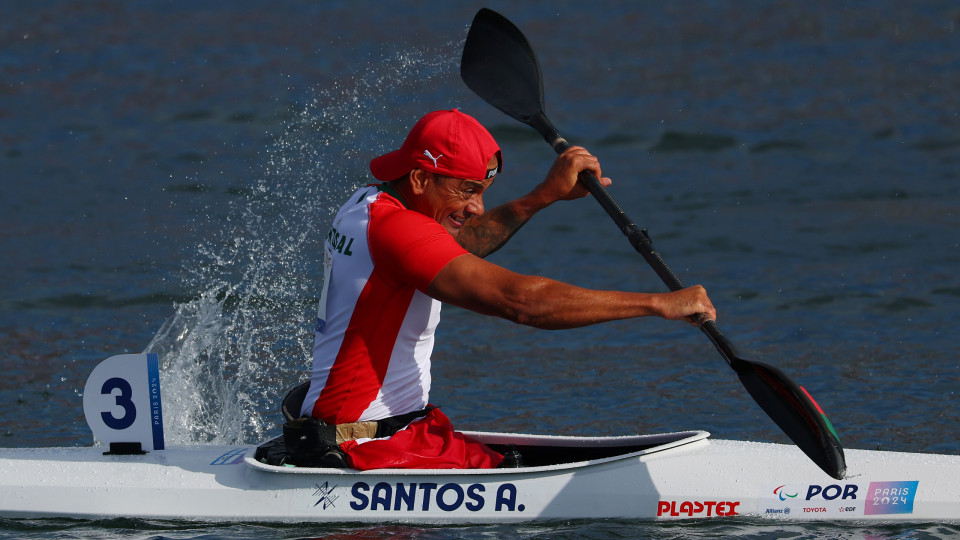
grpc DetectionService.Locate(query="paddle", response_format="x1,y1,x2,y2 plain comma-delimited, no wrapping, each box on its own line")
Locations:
461,8,846,480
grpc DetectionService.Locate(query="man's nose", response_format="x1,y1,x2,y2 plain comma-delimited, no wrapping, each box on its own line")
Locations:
466,196,484,217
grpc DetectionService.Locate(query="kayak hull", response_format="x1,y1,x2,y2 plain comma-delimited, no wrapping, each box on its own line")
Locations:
0,430,956,524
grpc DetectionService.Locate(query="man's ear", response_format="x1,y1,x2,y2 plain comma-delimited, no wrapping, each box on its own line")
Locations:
408,169,429,195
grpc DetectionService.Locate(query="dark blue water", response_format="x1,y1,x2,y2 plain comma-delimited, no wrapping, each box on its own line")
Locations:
2,0,959,537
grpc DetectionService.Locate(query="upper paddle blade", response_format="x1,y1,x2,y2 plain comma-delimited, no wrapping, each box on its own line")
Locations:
735,359,846,479
461,8,545,125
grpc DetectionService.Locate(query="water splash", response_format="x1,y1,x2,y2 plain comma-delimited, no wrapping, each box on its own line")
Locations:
144,46,459,445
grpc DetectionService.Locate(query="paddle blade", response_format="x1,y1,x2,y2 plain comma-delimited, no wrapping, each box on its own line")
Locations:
734,359,846,479
461,9,545,126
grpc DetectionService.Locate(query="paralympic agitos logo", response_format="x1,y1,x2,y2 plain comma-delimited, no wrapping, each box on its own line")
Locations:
774,485,798,501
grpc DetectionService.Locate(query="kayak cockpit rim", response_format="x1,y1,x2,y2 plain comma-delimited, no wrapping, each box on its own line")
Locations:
244,429,710,475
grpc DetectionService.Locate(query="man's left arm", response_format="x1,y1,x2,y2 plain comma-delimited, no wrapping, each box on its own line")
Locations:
456,196,543,258
457,146,611,258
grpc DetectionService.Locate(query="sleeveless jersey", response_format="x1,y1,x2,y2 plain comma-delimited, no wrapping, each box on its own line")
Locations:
300,184,468,423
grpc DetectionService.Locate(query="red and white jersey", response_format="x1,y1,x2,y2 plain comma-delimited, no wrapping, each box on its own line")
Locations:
300,184,468,424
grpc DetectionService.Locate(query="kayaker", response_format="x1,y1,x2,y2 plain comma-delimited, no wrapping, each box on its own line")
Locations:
288,109,716,470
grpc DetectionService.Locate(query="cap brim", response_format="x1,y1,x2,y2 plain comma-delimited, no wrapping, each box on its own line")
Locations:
370,148,413,182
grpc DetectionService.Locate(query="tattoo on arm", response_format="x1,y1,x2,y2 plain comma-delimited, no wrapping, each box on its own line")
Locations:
457,201,531,258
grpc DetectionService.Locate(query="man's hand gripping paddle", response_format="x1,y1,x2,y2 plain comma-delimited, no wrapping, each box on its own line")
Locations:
460,8,846,480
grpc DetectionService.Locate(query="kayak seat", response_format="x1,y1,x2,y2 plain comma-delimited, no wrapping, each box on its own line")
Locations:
282,381,350,468
281,381,310,422
252,381,351,469
254,434,349,469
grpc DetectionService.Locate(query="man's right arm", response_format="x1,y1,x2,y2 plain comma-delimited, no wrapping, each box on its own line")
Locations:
426,253,716,330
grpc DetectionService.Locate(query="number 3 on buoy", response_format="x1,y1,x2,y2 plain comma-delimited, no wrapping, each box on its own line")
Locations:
83,354,165,451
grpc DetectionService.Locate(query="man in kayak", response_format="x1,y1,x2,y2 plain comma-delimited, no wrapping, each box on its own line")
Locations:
291,109,715,470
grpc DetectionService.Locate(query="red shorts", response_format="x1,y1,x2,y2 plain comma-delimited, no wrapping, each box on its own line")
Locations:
339,408,503,470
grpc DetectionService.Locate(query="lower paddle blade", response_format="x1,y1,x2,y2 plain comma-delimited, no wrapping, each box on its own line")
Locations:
461,8,545,125
735,360,846,479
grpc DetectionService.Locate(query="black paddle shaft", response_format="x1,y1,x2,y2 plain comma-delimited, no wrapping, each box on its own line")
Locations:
595,165,743,369
532,116,742,369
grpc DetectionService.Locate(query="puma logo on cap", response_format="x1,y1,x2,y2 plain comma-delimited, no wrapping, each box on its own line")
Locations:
423,150,443,168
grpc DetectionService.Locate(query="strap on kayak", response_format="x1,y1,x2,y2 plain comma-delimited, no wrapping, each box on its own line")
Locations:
273,381,435,467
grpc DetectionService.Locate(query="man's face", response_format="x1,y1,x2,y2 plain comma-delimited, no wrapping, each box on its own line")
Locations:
419,173,494,237
415,155,498,237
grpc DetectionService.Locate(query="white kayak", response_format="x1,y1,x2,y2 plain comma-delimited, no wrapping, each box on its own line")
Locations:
1,353,956,524
0,429,958,523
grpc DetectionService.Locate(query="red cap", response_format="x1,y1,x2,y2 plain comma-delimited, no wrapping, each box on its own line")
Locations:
370,109,502,182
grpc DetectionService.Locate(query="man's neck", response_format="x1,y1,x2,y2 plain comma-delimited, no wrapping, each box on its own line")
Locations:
378,180,409,208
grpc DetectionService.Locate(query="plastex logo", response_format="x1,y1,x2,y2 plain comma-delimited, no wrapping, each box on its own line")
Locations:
657,500,740,517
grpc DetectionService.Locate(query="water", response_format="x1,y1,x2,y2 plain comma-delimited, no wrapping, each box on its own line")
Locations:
2,0,958,537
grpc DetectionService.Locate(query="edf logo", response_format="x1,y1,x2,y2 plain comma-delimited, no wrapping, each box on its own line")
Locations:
806,484,858,501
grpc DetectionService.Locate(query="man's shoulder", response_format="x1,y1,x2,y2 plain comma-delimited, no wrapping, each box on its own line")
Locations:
369,196,438,233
